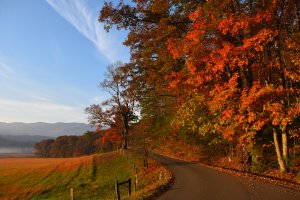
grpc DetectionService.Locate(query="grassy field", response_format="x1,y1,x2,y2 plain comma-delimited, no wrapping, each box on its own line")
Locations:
0,151,170,200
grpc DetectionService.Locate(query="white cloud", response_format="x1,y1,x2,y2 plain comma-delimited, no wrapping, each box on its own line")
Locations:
46,0,126,62
0,98,87,123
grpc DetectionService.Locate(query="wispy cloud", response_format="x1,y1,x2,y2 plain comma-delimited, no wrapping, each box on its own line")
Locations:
0,61,16,80
46,0,127,62
90,96,106,104
0,98,87,123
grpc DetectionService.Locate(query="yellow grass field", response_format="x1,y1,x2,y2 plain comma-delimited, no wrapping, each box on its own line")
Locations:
0,152,170,200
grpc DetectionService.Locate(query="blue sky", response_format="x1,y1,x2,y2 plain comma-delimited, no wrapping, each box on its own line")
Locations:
0,0,130,123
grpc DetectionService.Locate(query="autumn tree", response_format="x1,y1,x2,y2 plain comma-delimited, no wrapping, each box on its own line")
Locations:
34,131,105,157
85,62,138,149
99,0,300,173
35,139,54,157
167,0,300,173
99,0,201,124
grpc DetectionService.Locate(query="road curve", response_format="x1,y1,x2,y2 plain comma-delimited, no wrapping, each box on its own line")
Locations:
152,153,300,200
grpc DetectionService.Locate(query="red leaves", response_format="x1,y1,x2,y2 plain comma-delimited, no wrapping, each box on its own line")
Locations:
101,128,122,144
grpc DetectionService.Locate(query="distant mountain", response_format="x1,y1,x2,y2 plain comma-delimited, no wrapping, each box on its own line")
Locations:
0,122,94,137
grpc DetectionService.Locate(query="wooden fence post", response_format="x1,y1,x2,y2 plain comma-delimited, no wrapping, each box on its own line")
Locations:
144,150,149,169
116,178,132,199
128,178,132,196
134,173,138,192
115,180,120,200
70,188,74,200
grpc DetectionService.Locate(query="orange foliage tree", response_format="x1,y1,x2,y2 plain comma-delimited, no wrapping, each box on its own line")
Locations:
167,0,300,172
99,0,300,173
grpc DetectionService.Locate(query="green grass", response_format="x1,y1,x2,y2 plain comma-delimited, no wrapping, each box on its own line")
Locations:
33,153,136,199
0,151,170,200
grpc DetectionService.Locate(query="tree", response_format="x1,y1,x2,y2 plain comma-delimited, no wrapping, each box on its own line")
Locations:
99,0,197,123
99,0,300,173
34,139,54,157
34,131,104,158
86,62,138,149
167,0,300,172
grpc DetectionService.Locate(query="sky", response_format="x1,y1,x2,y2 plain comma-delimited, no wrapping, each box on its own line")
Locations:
0,0,130,123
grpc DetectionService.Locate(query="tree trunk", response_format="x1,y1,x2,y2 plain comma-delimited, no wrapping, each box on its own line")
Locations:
273,128,286,173
282,127,290,170
123,129,128,149
296,0,300,32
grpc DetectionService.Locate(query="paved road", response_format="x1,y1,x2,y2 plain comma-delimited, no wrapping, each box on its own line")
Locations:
152,154,300,200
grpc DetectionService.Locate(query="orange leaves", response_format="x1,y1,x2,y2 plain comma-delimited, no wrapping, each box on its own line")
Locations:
167,39,182,59
218,14,234,35
247,112,256,123
166,0,300,147
165,72,181,89
252,120,267,131
187,9,206,44
223,126,234,140
242,29,276,52
222,109,234,121
188,8,202,21
186,29,204,43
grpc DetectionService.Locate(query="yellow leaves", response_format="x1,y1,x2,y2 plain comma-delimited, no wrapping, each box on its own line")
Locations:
172,94,210,135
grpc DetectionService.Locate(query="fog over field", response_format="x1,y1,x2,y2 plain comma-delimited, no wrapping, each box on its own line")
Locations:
0,147,34,154
0,122,94,154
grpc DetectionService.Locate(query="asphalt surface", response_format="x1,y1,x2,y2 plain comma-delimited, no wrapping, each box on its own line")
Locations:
152,153,300,200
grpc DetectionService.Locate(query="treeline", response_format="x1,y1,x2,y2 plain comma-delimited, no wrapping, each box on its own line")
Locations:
34,131,115,157
94,0,300,174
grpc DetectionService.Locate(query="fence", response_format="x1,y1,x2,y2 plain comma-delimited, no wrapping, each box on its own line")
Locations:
114,147,149,199
115,178,132,200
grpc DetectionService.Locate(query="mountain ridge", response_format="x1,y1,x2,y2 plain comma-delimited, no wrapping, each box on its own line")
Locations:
0,122,94,137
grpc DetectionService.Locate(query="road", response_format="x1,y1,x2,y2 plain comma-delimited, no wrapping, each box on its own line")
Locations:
152,153,300,200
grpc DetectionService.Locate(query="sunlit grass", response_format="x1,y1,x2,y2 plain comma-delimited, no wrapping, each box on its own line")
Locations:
0,151,170,200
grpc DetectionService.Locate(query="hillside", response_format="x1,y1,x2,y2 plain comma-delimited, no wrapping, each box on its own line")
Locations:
0,122,94,137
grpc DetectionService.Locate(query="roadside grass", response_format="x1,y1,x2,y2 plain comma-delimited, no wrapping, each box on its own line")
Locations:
0,151,170,200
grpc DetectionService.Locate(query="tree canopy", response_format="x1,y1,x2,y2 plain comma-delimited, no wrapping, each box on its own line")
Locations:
98,0,300,173
85,62,138,149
